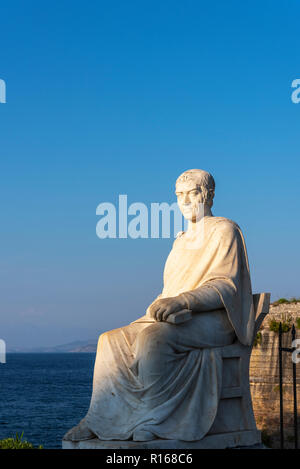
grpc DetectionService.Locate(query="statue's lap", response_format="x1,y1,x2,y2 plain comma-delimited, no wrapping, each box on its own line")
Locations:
99,309,235,353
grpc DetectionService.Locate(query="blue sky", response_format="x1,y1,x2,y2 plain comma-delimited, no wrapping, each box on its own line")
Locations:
0,0,300,348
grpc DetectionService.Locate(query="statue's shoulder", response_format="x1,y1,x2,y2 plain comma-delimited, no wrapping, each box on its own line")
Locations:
209,216,241,238
174,217,242,242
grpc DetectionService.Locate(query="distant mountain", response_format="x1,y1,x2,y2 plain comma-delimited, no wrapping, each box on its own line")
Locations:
7,339,97,353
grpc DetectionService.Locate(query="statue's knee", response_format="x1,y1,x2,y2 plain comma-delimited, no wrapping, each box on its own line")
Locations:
154,323,174,345
137,323,173,352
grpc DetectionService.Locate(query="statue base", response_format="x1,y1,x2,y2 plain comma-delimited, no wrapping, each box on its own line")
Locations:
62,429,261,449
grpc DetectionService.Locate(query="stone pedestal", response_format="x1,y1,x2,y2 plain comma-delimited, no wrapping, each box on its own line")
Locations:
62,429,261,449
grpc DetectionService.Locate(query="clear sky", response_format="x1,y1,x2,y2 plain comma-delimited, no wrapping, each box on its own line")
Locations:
1,0,300,348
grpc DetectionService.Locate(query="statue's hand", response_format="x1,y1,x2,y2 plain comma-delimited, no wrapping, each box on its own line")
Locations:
147,296,187,322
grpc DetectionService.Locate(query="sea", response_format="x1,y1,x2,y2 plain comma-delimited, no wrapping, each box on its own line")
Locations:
0,353,96,449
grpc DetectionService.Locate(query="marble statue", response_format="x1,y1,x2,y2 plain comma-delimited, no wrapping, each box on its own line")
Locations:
63,169,255,444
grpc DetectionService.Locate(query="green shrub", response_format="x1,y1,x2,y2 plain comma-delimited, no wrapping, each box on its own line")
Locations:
290,297,300,304
296,317,300,330
253,331,262,347
0,433,43,449
272,298,289,306
277,298,289,304
272,297,300,306
269,318,292,333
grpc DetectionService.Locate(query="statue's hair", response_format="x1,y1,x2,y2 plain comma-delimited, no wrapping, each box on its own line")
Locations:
176,169,215,208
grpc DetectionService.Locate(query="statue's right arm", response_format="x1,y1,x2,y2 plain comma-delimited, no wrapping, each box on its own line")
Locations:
179,284,223,313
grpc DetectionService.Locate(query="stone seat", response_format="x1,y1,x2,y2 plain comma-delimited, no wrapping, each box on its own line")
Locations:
207,292,270,444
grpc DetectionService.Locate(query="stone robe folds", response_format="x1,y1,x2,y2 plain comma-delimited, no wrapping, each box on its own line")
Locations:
82,216,255,441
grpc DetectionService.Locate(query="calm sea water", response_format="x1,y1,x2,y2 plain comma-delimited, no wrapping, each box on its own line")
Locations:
0,353,96,449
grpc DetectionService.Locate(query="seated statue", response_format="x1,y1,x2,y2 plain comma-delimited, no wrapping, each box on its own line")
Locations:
63,169,255,443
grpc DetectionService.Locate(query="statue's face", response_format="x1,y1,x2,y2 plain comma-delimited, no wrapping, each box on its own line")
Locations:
175,180,205,221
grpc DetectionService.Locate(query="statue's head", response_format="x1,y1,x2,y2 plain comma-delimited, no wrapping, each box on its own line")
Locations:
175,169,215,221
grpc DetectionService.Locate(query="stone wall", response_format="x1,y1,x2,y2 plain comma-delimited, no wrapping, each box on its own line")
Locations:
249,303,300,447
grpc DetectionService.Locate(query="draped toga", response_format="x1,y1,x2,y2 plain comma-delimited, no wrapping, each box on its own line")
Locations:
72,216,255,441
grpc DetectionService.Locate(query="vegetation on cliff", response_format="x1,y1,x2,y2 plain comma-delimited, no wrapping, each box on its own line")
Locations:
0,433,43,449
272,297,300,306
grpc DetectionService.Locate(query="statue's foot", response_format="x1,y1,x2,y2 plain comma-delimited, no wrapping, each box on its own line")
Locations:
63,419,96,442
133,430,157,442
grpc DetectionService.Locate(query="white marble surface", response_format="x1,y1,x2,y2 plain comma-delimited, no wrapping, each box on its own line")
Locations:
62,430,261,449
63,169,258,446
